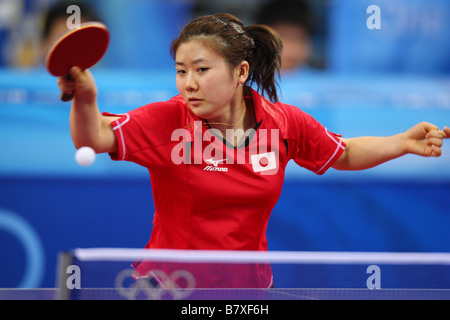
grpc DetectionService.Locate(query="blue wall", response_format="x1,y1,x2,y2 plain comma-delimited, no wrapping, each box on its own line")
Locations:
328,0,450,75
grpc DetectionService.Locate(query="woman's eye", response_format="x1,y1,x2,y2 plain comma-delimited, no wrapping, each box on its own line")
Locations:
198,67,209,72
176,70,185,75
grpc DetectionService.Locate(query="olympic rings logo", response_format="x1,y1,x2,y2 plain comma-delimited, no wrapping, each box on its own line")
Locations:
0,209,44,288
115,268,196,300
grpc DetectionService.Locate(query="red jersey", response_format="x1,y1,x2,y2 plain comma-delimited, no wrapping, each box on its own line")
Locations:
105,89,345,288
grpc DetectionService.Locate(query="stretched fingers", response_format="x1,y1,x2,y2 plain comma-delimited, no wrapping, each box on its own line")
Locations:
443,126,450,138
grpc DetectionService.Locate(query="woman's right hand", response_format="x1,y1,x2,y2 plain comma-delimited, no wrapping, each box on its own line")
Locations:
57,66,98,104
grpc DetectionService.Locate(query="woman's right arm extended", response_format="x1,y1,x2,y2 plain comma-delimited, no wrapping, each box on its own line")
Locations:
58,66,119,154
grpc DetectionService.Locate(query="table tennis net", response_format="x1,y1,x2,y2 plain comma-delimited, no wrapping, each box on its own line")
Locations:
57,248,450,300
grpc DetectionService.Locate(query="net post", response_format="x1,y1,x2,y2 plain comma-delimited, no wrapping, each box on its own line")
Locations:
56,251,74,300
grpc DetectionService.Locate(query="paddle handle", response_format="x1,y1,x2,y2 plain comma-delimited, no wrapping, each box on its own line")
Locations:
61,92,74,102
60,74,75,102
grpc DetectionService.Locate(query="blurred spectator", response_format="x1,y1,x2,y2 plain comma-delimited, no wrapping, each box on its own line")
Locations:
193,0,260,24
40,1,100,64
0,0,24,67
7,0,100,69
255,0,316,74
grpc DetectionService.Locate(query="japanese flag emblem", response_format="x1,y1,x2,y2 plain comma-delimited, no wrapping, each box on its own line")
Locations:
251,152,277,174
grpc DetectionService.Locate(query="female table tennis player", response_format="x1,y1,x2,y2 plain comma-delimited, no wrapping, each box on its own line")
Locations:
58,14,449,288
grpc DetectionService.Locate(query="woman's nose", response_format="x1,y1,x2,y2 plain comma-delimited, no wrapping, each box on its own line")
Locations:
185,74,199,92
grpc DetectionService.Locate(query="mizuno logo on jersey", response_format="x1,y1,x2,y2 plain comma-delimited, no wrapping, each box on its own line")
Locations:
204,158,228,172
205,158,227,167
203,166,228,172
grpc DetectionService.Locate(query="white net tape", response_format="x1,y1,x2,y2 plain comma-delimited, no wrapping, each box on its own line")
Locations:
73,248,450,265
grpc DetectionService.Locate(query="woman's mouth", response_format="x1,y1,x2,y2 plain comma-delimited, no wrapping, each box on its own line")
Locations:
188,98,203,106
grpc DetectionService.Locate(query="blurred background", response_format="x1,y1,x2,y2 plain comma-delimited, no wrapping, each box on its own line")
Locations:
0,0,449,288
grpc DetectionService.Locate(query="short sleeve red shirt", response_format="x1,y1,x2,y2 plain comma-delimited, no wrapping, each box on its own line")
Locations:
104,89,345,287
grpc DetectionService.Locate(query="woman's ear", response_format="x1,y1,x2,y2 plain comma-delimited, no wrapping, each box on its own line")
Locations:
237,61,250,86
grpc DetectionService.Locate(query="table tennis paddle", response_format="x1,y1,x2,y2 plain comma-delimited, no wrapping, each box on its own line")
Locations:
45,22,110,102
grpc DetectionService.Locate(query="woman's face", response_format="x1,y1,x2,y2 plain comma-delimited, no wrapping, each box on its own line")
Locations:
175,40,244,122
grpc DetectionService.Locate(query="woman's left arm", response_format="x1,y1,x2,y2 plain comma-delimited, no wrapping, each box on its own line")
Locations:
332,122,450,171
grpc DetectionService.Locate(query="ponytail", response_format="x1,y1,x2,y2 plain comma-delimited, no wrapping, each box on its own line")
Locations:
245,25,282,102
171,13,283,102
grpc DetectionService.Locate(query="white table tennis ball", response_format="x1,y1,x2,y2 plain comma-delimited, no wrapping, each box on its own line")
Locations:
75,146,96,167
